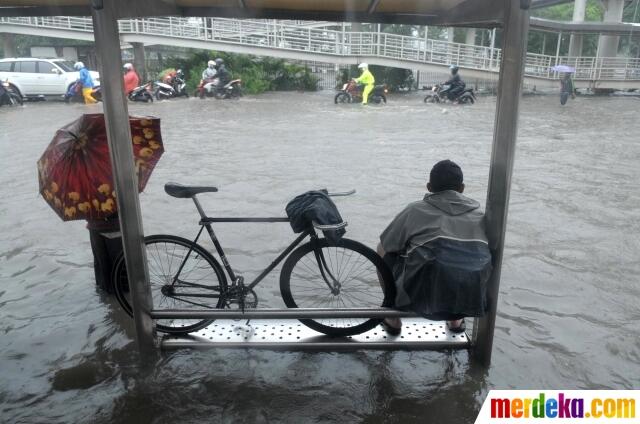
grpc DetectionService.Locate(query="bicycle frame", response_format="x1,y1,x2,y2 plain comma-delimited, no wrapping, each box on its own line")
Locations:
175,195,314,292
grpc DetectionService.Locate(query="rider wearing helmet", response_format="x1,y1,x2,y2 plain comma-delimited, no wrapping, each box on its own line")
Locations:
122,62,139,95
354,63,375,105
74,61,97,104
214,58,231,89
202,60,218,81
444,65,466,102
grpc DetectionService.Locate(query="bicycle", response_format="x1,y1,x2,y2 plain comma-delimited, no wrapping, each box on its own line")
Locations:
112,183,395,337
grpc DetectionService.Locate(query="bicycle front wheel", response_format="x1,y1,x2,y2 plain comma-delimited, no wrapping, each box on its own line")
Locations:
113,235,228,334
280,238,395,337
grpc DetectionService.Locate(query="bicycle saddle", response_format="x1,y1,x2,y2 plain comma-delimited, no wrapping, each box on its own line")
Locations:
165,182,218,198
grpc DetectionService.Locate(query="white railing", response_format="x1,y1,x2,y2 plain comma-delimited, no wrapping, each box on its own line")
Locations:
2,16,639,81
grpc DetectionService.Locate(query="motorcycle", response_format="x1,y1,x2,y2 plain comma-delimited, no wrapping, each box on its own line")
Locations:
63,81,102,103
423,84,475,104
334,80,387,104
155,69,188,100
128,82,154,103
0,79,23,107
197,78,242,99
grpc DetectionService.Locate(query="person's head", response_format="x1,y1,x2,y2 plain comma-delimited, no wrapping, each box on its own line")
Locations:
207,60,216,69
358,63,368,71
74,61,85,70
449,65,459,76
215,58,224,67
427,160,464,193
123,63,133,72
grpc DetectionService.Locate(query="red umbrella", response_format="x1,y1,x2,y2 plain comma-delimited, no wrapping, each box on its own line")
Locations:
37,113,164,221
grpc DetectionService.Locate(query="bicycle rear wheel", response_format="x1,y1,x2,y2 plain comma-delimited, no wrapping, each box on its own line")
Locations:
112,235,227,334
279,238,395,337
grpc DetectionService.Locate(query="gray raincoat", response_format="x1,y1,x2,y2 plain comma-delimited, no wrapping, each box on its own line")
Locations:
380,191,492,319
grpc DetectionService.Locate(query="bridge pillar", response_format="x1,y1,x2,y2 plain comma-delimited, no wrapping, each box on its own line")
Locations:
131,42,147,82
568,0,587,57
1,33,16,58
465,28,477,45
597,0,625,58
447,27,455,42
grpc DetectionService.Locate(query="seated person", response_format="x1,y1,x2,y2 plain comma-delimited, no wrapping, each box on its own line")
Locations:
377,160,492,335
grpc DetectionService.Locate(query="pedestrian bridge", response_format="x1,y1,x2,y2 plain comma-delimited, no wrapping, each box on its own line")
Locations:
1,16,639,90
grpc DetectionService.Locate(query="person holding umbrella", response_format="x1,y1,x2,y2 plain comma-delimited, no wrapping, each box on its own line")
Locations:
37,114,164,292
551,65,576,105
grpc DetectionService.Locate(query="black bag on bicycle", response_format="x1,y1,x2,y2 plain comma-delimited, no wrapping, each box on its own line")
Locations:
285,190,345,243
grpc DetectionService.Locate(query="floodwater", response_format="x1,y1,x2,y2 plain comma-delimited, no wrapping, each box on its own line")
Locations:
1,92,639,423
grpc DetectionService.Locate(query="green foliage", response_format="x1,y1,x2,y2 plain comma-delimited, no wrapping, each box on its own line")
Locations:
532,0,603,21
165,50,318,94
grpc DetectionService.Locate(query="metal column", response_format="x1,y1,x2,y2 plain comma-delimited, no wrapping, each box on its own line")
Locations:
91,0,156,353
472,0,530,367
554,31,562,67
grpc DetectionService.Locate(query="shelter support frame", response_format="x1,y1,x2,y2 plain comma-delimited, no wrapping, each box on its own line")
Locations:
471,0,530,366
91,0,156,353
52,0,528,368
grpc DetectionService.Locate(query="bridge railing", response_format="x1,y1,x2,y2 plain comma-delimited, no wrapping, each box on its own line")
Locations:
1,16,639,82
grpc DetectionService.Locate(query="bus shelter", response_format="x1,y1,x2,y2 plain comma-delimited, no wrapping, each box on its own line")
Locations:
0,0,531,368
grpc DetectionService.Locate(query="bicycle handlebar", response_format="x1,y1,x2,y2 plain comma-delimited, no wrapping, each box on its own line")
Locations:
327,189,356,197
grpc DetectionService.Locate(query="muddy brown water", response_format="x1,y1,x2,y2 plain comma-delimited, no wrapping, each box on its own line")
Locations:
1,92,639,423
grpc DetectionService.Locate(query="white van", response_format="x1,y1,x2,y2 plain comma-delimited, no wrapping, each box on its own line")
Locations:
0,58,100,99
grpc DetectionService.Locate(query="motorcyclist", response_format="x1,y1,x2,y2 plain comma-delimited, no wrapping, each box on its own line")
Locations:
199,60,218,98
444,65,465,102
74,61,97,104
122,63,139,95
214,58,231,90
202,60,217,81
354,63,375,105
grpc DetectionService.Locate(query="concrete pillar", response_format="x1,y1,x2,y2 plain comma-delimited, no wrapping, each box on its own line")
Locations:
568,0,587,57
597,0,625,58
465,28,477,45
131,42,146,82
447,27,455,42
1,33,17,58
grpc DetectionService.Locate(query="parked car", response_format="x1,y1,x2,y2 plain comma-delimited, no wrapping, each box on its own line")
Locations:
0,58,100,100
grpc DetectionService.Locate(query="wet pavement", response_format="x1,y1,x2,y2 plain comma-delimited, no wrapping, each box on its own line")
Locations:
1,92,639,423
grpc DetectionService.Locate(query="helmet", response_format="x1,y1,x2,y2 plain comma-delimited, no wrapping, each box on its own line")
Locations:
358,63,368,69
176,69,183,77
74,61,84,70
215,58,224,66
449,65,459,74
123,63,133,70
207,60,215,68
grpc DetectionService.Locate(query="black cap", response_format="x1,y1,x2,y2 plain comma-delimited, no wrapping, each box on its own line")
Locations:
429,160,463,192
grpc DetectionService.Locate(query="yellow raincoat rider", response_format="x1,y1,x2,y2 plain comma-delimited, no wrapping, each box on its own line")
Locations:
355,63,374,104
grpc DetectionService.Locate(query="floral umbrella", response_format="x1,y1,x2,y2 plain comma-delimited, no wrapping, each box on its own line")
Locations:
37,113,164,221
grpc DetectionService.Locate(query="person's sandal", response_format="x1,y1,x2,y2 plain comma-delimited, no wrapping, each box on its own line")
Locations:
381,319,402,336
447,319,466,334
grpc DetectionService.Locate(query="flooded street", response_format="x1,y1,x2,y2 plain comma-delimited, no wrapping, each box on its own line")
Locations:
1,92,639,423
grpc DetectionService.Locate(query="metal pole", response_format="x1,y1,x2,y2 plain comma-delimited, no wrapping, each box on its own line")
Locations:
489,28,496,68
555,31,562,67
91,0,156,353
472,0,530,368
